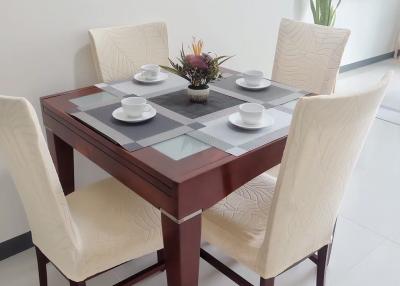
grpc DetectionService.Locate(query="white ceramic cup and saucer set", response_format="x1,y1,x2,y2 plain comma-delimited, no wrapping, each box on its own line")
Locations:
112,97,157,123
236,70,271,90
229,103,274,130
134,64,168,83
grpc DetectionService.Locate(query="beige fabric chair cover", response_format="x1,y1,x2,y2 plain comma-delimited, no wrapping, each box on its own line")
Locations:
203,72,391,279
89,22,169,82
272,18,350,94
0,96,162,282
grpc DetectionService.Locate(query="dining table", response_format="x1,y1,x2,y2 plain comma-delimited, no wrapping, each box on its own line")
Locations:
40,68,307,286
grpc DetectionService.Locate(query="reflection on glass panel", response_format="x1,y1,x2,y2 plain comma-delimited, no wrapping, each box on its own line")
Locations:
70,92,120,109
152,135,210,161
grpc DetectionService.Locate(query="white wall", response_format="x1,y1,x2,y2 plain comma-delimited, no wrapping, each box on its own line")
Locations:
298,0,400,64
0,0,399,243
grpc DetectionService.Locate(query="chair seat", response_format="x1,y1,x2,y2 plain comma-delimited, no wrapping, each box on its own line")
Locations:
265,165,280,177
64,178,162,281
203,173,276,272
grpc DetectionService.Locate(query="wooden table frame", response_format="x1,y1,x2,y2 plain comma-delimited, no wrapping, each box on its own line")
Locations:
40,86,286,286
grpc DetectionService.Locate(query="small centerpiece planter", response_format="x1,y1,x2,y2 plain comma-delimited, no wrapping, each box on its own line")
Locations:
162,39,231,103
187,84,210,103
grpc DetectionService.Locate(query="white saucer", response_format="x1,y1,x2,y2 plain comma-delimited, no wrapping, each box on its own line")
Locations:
235,78,271,90
133,72,168,84
112,106,157,123
228,112,274,130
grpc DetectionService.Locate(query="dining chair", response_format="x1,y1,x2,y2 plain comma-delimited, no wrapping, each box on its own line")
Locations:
89,22,169,83
272,18,351,95
266,18,351,202
0,95,164,286
201,72,392,286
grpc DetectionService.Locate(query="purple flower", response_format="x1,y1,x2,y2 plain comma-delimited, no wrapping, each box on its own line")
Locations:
186,54,209,70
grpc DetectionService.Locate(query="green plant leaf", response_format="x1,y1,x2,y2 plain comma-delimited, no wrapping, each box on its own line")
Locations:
217,55,234,66
316,0,321,24
321,0,329,25
327,0,333,25
160,65,178,74
310,0,317,23
311,0,341,26
329,8,337,26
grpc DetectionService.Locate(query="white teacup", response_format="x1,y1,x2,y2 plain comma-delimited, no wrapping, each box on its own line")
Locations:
140,64,161,80
121,97,151,117
243,70,264,86
239,103,264,125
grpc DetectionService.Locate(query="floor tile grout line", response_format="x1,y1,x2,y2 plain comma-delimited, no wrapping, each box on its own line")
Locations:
375,117,400,127
328,217,391,285
340,215,400,247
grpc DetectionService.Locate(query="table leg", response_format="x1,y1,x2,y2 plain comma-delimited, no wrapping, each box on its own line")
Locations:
46,129,75,195
161,211,202,286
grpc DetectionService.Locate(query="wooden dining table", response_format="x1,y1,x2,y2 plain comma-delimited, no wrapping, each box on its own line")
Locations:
40,73,289,286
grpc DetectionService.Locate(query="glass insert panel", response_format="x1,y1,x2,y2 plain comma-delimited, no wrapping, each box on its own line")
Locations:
152,135,210,160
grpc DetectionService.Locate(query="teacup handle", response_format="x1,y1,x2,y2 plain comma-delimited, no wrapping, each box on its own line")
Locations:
143,104,152,112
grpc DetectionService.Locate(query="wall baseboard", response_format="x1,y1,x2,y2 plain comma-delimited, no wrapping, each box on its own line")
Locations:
340,51,395,73
0,232,33,261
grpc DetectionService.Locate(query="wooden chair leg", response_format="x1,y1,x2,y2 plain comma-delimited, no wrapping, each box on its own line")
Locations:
35,247,48,286
157,249,164,263
69,281,85,286
157,249,166,271
316,245,329,286
260,277,274,286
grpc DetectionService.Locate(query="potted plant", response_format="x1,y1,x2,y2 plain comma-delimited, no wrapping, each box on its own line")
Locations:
162,39,232,103
310,0,342,27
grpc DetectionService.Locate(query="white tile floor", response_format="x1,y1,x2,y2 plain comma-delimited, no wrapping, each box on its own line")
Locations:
1,59,400,286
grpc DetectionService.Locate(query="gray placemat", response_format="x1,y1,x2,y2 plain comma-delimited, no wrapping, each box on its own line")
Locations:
149,89,245,119
210,74,307,106
70,102,198,152
71,73,304,156
87,103,182,140
188,107,293,156
96,72,188,98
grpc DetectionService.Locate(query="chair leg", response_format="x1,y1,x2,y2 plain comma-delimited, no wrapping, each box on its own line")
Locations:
327,219,337,265
69,281,85,286
157,249,164,263
157,249,166,271
260,277,274,286
316,245,329,286
35,247,48,286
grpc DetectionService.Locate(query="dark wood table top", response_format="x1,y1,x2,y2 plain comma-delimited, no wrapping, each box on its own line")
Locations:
41,85,287,219
41,80,289,286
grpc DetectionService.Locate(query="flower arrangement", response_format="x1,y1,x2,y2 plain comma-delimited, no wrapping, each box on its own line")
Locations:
162,39,232,102
310,0,342,26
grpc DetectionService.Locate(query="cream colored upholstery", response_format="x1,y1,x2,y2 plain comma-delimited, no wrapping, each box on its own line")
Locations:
203,73,391,279
0,96,162,282
265,165,280,177
203,173,276,271
89,22,169,83
272,18,350,95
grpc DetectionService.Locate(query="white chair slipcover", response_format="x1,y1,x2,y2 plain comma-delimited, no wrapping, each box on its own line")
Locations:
203,72,391,279
0,96,163,282
89,22,169,83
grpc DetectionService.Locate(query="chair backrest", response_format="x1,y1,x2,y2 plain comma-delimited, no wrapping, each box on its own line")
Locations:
89,22,169,83
0,96,78,256
272,18,350,94
258,72,391,278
